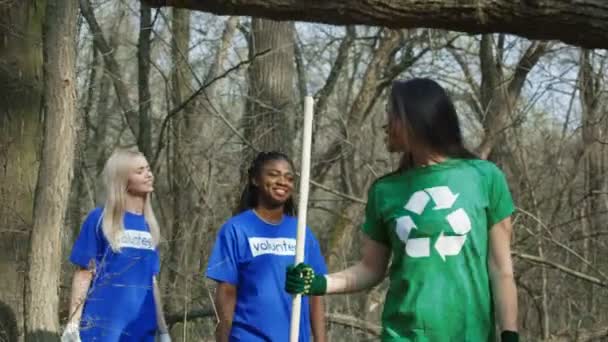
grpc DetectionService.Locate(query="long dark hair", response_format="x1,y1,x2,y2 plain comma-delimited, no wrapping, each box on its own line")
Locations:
389,78,477,171
235,151,296,215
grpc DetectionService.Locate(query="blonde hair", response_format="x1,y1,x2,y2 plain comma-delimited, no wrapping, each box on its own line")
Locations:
101,148,160,252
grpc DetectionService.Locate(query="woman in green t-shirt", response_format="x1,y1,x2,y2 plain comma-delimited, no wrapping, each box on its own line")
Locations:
286,78,519,342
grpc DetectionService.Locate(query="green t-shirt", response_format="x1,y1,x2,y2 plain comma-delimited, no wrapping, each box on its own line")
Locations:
362,158,515,342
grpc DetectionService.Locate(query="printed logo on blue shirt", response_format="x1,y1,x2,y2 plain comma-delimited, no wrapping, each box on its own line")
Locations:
120,230,154,250
248,237,296,257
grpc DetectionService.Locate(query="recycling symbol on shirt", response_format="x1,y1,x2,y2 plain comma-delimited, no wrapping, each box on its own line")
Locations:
395,186,471,261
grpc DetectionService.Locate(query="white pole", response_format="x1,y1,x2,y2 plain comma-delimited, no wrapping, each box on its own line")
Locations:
289,96,314,342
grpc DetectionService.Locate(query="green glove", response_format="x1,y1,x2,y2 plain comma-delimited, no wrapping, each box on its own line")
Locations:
501,331,519,342
285,263,327,295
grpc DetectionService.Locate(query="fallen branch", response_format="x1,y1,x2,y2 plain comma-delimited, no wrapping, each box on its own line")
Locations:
513,251,608,288
166,308,382,337
327,312,381,337
142,0,608,49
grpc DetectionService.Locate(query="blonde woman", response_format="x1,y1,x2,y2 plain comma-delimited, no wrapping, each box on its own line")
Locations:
62,148,171,342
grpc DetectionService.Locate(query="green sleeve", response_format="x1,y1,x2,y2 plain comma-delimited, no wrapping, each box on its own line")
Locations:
487,164,515,228
361,183,390,246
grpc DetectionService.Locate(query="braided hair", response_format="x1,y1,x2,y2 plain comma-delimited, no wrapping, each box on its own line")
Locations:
235,151,296,216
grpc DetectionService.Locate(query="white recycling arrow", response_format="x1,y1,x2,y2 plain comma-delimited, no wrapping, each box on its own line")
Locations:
446,208,471,234
434,232,467,261
395,216,416,242
425,186,459,210
404,191,430,214
398,185,471,261
395,216,431,258
406,238,430,258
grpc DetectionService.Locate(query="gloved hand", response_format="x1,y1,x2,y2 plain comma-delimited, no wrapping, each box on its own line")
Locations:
157,332,171,342
61,322,81,342
501,331,519,342
285,263,326,295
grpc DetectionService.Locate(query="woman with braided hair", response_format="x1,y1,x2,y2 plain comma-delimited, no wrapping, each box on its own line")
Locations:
286,78,519,342
206,151,327,342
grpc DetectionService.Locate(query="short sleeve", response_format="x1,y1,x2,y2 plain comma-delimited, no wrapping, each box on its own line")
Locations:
69,208,104,268
487,165,515,227
361,183,389,246
153,249,161,275
205,223,240,285
306,230,327,275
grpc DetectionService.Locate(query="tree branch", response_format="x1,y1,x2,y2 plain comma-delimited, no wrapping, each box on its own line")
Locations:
326,312,381,337
166,308,381,337
314,26,356,118
80,0,139,138
311,28,401,181
142,0,608,49
513,251,608,288
508,41,551,98
137,3,153,159
166,308,214,327
151,49,270,167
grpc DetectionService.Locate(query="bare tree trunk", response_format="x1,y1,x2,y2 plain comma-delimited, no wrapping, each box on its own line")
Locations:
243,18,295,158
0,1,45,340
579,49,607,326
138,3,153,160
311,28,401,181
326,204,362,270
93,31,120,174
311,28,432,181
165,10,239,325
475,35,548,161
462,35,549,337
165,7,193,320
24,0,78,340
310,26,355,158
80,0,140,140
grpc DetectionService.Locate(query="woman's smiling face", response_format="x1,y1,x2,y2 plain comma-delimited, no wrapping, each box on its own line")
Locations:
254,159,294,207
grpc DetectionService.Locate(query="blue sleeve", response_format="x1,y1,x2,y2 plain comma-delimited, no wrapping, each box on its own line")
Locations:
153,249,161,275
69,208,104,268
205,223,241,285
306,229,327,275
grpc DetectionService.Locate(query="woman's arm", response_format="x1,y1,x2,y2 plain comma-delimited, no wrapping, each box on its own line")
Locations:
153,277,169,334
326,236,391,294
310,296,326,342
214,282,237,342
66,268,93,324
488,216,518,332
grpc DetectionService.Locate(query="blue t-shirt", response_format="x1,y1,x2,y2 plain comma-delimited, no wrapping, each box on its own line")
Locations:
205,210,327,342
69,207,160,342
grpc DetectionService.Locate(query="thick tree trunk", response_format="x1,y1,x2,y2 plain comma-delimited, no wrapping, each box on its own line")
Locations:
0,2,45,341
143,0,608,49
326,203,363,271
166,7,193,319
243,18,296,160
25,0,78,340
